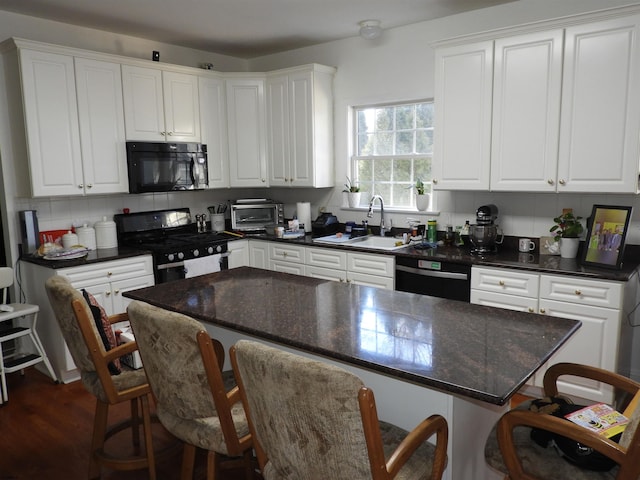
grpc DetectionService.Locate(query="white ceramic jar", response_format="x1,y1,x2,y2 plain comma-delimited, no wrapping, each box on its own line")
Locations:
75,223,97,250
61,231,79,249
94,216,118,249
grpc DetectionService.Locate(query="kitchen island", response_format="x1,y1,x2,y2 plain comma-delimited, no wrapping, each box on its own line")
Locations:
125,266,580,480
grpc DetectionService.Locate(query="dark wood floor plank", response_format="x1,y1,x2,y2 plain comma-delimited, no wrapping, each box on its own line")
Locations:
0,367,252,480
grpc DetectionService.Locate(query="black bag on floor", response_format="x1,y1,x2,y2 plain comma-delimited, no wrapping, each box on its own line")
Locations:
529,396,619,472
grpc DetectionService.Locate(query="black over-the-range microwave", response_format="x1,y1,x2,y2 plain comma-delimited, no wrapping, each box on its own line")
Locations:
126,142,208,193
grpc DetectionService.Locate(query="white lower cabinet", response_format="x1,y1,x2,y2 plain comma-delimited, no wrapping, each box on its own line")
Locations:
249,241,395,290
270,242,306,275
20,255,154,384
227,239,249,269
471,266,627,402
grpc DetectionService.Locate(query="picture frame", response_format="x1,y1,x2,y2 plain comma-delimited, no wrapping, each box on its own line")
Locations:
581,204,632,269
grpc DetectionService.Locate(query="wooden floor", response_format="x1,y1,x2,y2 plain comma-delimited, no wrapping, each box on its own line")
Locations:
0,367,252,480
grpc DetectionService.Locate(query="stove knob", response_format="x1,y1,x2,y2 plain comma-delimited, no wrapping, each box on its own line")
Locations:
167,253,175,261
216,245,223,253
193,249,200,257
177,252,184,260
207,246,214,254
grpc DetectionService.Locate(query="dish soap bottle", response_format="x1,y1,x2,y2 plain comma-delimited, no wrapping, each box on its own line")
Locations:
427,220,437,243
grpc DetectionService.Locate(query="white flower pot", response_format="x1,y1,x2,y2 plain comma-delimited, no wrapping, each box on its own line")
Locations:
560,237,580,259
347,192,361,208
416,193,430,211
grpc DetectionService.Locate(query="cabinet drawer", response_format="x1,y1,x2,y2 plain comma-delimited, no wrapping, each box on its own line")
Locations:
471,266,539,298
58,255,153,287
271,261,305,276
306,247,347,269
347,271,395,290
269,243,305,264
305,265,346,283
347,253,394,278
470,289,538,313
539,274,622,309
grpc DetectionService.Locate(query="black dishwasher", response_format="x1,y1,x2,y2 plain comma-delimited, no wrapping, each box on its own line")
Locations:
395,256,471,302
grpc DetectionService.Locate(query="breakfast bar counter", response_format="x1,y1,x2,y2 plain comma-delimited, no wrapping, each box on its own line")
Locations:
125,267,580,480
125,266,580,406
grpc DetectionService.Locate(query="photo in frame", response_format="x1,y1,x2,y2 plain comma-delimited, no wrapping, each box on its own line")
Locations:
581,205,632,269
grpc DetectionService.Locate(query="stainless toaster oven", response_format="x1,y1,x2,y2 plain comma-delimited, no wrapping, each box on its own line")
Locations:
231,200,284,232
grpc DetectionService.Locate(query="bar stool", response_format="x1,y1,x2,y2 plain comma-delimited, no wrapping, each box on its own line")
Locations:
0,267,56,404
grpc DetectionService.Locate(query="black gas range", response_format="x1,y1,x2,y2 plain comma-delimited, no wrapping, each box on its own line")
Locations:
114,208,230,283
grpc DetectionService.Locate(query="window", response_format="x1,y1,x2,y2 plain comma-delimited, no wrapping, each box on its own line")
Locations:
352,100,433,209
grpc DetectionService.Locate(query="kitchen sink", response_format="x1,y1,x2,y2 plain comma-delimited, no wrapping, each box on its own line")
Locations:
313,234,407,251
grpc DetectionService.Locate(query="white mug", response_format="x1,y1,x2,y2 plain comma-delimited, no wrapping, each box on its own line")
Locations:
518,238,535,252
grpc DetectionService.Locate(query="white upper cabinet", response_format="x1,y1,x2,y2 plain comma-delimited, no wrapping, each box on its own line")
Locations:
267,65,335,188
558,15,640,193
226,76,268,187
122,65,200,142
74,58,128,195
199,75,229,188
433,41,493,190
490,30,564,191
19,49,84,197
434,11,640,193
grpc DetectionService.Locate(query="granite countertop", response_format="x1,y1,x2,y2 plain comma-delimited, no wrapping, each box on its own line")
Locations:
19,246,151,268
252,233,640,281
124,267,581,405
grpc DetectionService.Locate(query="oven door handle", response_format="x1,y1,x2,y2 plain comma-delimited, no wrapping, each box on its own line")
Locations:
157,261,185,271
396,264,468,280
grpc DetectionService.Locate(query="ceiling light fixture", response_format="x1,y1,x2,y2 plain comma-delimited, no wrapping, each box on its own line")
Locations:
359,20,383,40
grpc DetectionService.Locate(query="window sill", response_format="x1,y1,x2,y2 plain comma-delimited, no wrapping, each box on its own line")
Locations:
341,206,441,216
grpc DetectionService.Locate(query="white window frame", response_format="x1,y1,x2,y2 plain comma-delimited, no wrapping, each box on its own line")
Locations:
350,99,435,212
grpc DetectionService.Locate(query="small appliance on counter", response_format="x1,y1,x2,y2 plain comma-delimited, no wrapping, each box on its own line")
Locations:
469,204,503,255
311,212,339,237
230,199,284,232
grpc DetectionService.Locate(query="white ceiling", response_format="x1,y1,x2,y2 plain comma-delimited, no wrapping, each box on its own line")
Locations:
0,0,517,58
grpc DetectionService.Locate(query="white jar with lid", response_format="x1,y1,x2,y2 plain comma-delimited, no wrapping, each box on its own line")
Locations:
75,224,97,250
61,230,79,249
94,216,118,249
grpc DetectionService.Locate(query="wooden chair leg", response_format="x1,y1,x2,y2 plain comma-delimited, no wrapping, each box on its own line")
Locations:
89,400,109,480
243,450,255,480
130,397,141,452
181,443,196,480
207,449,217,480
141,393,156,480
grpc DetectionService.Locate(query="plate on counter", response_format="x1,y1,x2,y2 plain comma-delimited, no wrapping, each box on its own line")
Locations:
43,248,90,260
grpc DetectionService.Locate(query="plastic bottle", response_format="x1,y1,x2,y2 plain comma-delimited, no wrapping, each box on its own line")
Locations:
427,220,437,243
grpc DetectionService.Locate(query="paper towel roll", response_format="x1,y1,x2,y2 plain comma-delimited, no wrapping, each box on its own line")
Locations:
296,202,311,233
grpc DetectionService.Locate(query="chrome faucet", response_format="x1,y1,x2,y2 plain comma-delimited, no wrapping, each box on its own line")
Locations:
367,195,386,236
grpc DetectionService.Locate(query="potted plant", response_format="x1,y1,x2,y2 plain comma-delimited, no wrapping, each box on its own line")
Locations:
550,210,584,258
413,178,430,211
343,176,361,208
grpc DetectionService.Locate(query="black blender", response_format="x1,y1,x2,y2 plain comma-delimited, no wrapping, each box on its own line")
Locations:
469,204,503,254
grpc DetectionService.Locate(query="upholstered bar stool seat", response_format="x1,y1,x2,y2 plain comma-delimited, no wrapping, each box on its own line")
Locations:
231,339,449,480
485,363,640,480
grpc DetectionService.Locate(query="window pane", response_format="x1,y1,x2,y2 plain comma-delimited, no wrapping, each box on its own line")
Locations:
358,110,372,133
374,132,393,155
392,184,412,205
375,107,393,131
374,158,392,181
395,106,414,130
358,133,373,155
397,132,414,154
357,158,374,184
416,130,433,154
393,158,412,182
416,103,434,128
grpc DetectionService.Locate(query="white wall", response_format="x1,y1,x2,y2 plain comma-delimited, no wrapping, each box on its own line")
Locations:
2,0,640,270
248,0,640,242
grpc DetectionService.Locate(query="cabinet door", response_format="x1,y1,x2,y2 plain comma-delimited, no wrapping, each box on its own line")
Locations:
433,41,493,190
288,70,315,187
111,275,155,314
199,75,229,188
121,65,165,141
226,77,268,187
227,239,249,269
19,49,84,197
82,282,114,314
490,30,563,191
558,15,640,193
74,58,128,195
266,74,290,186
162,71,200,142
249,241,269,269
538,298,619,403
